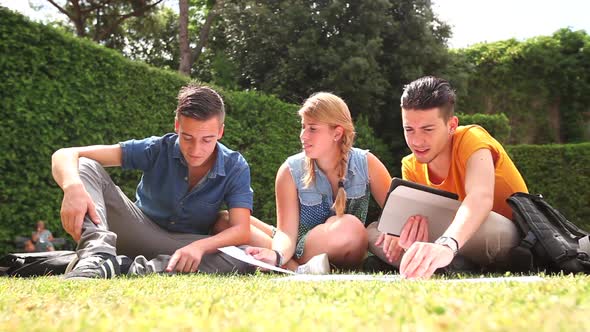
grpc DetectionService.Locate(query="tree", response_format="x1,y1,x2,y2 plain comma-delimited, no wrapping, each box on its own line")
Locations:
118,6,180,70
179,0,224,76
211,0,451,158
42,0,165,46
33,0,219,75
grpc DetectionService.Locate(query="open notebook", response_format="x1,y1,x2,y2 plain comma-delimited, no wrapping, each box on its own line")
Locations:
377,178,510,240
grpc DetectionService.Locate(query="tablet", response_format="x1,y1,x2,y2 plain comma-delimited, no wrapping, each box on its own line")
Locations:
377,178,509,241
377,178,459,240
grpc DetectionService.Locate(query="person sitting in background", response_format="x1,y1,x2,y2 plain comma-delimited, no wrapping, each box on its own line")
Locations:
25,220,55,252
32,220,55,251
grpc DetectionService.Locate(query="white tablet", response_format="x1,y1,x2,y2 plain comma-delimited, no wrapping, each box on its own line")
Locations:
377,178,508,241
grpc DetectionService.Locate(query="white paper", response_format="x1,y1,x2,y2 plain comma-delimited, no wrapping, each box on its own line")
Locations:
218,246,296,274
273,274,544,283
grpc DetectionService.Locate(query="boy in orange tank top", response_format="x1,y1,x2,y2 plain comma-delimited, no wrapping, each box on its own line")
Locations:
368,76,528,278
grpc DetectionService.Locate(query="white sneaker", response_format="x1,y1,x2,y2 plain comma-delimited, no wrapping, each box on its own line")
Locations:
296,253,330,275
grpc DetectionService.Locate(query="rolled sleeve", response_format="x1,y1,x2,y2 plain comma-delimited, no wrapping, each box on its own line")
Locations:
119,136,161,171
225,165,254,211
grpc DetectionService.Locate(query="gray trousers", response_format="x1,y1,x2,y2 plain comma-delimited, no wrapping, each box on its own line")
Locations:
367,215,520,267
75,157,255,275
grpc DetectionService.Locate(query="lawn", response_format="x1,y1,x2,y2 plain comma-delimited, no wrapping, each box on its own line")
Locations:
1,273,588,331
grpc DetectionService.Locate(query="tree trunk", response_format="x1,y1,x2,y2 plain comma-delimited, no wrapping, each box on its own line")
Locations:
178,0,191,76
46,0,86,37
191,0,224,65
549,97,562,143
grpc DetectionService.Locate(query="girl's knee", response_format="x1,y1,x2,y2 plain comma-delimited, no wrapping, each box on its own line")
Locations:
329,215,367,241
326,216,368,263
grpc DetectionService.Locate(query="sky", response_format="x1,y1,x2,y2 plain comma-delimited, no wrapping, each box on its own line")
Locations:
1,0,589,49
432,0,590,48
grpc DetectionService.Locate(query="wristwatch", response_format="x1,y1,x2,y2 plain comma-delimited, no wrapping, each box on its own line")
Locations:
435,236,459,257
273,250,284,267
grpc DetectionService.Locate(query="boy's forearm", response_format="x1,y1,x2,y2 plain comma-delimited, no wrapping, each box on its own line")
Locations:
443,191,494,247
52,148,82,190
272,230,296,262
194,223,250,254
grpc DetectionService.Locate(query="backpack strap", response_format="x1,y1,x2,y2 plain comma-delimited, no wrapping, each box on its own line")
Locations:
534,196,589,239
520,231,537,249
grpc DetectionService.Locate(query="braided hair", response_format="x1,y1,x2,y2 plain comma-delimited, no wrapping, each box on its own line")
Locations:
298,92,355,216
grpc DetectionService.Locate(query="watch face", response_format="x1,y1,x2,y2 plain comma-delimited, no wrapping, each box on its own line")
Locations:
436,237,458,253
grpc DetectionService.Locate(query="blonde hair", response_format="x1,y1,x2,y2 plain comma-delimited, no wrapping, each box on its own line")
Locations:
299,92,355,216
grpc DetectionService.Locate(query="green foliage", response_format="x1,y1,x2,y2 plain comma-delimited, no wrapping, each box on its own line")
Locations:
354,115,396,173
118,6,180,70
507,143,590,230
31,0,165,45
457,113,511,144
0,8,392,253
447,29,590,144
211,0,452,152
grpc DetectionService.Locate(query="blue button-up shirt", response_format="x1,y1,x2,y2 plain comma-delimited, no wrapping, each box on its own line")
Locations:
119,133,253,235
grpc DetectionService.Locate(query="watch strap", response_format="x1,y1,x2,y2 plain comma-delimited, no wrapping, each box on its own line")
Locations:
435,236,459,256
273,250,283,267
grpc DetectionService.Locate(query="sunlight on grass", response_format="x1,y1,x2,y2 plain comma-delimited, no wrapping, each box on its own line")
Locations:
1,273,588,331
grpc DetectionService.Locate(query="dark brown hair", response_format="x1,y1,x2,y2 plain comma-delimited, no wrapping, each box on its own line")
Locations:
400,76,456,120
176,84,225,124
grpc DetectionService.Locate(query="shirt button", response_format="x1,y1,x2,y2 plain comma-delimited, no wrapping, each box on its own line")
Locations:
184,177,188,181
170,221,176,225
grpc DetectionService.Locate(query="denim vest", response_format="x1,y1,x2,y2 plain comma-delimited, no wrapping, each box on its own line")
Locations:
286,148,371,258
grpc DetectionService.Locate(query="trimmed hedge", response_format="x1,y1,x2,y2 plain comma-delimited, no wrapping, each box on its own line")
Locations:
507,143,590,231
447,29,590,144
457,113,511,144
0,8,391,253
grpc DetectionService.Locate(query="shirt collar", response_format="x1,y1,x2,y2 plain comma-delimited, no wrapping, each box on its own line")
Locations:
173,137,183,160
210,142,226,178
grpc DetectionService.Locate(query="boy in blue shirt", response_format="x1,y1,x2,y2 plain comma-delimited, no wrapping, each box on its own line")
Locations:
52,85,255,279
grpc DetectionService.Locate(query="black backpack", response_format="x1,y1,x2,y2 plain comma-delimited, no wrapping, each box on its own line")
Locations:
507,192,590,273
0,250,76,277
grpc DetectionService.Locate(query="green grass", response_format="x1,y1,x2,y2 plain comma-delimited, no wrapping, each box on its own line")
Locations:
1,273,588,331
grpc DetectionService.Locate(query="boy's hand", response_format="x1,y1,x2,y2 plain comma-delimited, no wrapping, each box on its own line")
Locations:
245,246,278,266
166,242,205,273
60,183,100,242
